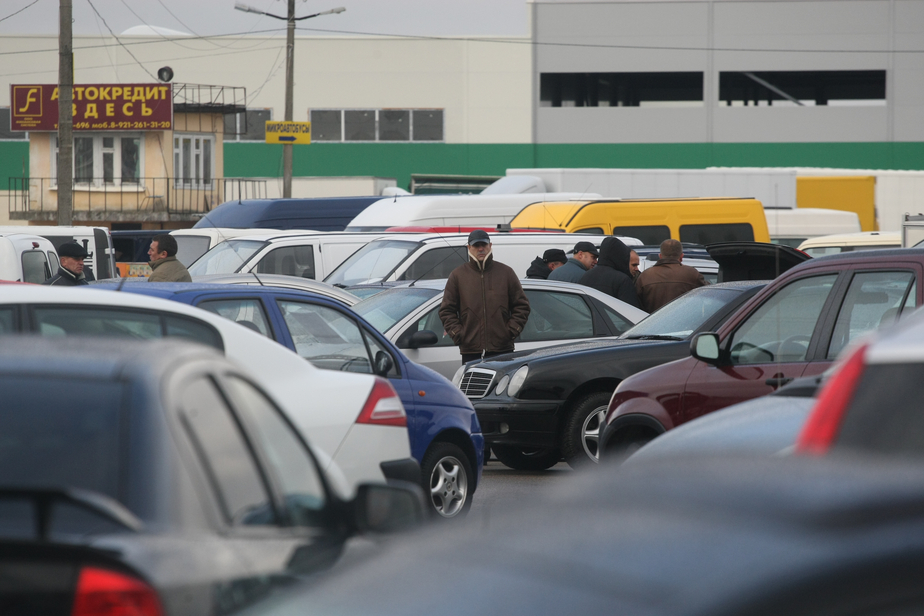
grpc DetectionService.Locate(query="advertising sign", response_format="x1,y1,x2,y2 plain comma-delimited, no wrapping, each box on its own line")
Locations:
265,121,311,144
10,83,173,131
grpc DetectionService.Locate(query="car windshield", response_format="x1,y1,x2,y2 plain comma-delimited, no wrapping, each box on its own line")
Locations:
188,240,264,276
621,287,741,339
353,287,441,333
324,240,421,286
175,234,212,268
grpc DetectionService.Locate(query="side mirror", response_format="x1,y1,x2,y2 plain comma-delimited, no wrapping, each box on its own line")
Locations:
691,332,722,365
407,330,439,349
374,350,394,377
351,481,426,534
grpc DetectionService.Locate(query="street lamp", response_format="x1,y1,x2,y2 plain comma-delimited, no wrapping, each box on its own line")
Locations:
234,2,345,199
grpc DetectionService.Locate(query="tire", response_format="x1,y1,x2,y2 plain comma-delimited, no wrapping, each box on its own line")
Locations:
561,392,611,469
421,443,473,519
492,444,561,471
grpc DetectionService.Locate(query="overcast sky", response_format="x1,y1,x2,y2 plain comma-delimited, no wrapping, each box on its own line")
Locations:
0,0,529,37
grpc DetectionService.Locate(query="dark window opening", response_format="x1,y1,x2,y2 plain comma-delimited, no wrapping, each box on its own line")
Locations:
380,110,410,141
223,108,272,141
613,225,672,246
412,110,443,141
345,110,376,141
311,110,342,141
679,224,754,244
540,73,703,108
0,108,27,140
719,71,886,107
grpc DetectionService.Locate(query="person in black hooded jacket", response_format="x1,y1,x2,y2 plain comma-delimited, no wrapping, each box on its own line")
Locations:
578,237,643,310
525,248,568,279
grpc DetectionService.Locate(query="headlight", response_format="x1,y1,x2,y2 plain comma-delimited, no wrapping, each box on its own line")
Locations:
506,365,529,398
451,365,466,387
494,375,510,396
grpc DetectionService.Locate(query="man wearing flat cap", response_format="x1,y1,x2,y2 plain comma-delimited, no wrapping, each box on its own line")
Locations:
44,241,90,286
526,248,568,280
548,241,599,284
439,230,530,364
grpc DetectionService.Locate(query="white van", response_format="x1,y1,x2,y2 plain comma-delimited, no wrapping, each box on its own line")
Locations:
798,231,902,257
187,231,398,280
324,233,642,286
0,226,115,281
0,232,59,283
764,209,862,248
171,228,315,268
344,193,602,232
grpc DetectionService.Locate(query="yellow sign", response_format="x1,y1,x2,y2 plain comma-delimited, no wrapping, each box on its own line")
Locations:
265,121,311,144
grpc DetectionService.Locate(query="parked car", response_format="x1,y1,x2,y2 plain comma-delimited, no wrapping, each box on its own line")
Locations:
798,230,901,256
601,248,924,457
198,196,383,231
0,225,115,281
353,278,648,380
191,273,360,305
458,281,767,470
91,281,483,519
238,454,924,616
0,286,417,497
0,231,58,283
0,336,423,616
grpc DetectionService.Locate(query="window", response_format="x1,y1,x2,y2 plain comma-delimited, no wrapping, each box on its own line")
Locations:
397,246,468,281
309,109,444,142
362,329,400,378
600,303,635,335
519,290,595,342
197,298,272,338
719,71,886,107
612,225,671,246
826,271,915,359
0,108,27,140
53,134,142,186
728,274,838,365
256,245,315,279
679,223,754,245
163,315,224,350
223,376,327,527
406,306,456,348
224,108,272,141
180,377,275,526
540,72,703,108
21,250,51,283
277,300,373,373
174,134,213,188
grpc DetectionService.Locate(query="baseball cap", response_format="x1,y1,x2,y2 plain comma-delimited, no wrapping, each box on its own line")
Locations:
569,241,599,256
57,241,89,259
542,248,567,263
467,229,490,245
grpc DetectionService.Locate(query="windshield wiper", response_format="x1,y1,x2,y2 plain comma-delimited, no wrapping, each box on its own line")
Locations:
623,334,685,341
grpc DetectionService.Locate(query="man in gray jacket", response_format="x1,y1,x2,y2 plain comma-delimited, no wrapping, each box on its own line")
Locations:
548,241,598,283
147,234,192,282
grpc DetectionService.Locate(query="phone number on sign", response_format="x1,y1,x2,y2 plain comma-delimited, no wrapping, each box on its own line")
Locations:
73,121,172,130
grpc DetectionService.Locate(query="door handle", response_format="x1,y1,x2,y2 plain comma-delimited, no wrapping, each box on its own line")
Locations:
765,376,794,389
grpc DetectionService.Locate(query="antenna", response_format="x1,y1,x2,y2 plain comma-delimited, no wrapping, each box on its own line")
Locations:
408,230,472,287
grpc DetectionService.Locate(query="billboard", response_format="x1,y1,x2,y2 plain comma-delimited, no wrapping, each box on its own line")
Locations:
10,83,173,131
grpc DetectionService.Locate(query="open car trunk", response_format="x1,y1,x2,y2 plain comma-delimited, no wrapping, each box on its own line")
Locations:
707,242,810,282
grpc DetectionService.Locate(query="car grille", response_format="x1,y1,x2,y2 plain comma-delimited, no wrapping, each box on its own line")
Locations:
459,368,496,399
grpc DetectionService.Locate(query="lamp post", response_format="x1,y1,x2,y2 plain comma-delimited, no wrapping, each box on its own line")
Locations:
235,2,345,199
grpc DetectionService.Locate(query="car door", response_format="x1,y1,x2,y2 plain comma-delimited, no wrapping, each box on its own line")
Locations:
681,273,841,425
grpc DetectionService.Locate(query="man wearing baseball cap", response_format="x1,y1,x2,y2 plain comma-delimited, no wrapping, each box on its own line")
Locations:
525,248,568,280
548,241,599,284
44,241,90,286
439,230,530,364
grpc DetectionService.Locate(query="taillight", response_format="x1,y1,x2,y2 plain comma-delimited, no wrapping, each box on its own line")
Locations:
71,567,163,616
797,342,868,455
356,377,406,427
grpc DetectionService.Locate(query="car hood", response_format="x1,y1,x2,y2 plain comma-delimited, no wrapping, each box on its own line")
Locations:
707,242,810,282
469,338,661,370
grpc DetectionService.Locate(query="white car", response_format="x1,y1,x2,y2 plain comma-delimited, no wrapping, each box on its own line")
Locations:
0,286,414,498
353,279,648,379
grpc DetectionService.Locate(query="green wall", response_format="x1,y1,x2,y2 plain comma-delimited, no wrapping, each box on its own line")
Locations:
0,141,29,187
224,141,924,189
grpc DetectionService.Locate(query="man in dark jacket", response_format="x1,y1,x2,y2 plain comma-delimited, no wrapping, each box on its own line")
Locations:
578,237,642,309
44,241,90,286
439,230,531,364
548,241,598,283
635,239,706,312
525,248,567,279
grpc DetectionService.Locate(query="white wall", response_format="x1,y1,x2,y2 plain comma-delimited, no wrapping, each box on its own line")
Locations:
253,176,396,199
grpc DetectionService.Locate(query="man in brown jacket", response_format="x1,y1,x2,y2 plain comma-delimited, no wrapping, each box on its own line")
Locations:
635,239,706,313
147,234,192,283
439,230,531,364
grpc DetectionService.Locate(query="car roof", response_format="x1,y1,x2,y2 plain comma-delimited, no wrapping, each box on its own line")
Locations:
91,281,345,305
801,247,924,265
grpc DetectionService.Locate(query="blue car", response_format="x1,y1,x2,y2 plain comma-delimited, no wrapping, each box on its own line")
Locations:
91,282,483,519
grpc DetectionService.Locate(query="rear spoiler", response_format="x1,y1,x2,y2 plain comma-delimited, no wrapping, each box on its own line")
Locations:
0,488,143,540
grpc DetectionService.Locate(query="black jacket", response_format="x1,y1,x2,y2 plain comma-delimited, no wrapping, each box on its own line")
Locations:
578,237,642,309
525,257,551,280
43,266,89,286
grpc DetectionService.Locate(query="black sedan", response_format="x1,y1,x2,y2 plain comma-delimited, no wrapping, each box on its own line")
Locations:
0,337,422,615
458,281,767,469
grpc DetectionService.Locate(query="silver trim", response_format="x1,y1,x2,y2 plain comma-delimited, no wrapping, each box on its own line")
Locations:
459,367,496,399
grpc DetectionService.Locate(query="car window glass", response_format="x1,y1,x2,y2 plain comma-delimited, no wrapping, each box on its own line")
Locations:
34,307,162,339
188,240,264,276
257,245,315,279
623,287,741,338
600,303,635,335
408,306,455,348
0,308,15,334
277,300,373,373
679,223,754,244
397,246,468,281
519,290,594,342
325,240,420,286
223,376,327,527
362,328,400,377
21,251,50,283
180,377,276,526
826,271,915,359
612,225,670,245
164,315,224,351
576,227,604,235
728,274,837,365
903,281,917,311
174,235,211,268
354,288,441,333
49,251,59,273
198,298,271,338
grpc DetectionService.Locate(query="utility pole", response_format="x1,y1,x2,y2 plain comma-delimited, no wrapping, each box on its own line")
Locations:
58,0,74,225
283,0,294,199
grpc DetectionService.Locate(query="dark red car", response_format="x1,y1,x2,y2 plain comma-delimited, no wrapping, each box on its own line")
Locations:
601,248,924,458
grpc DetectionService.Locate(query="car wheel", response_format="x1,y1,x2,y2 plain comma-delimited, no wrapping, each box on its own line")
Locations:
421,443,472,519
491,444,561,471
562,392,611,468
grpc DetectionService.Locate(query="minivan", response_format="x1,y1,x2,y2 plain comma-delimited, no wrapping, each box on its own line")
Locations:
798,231,902,257
765,208,862,248
0,225,115,281
195,196,383,231
0,232,58,283
509,198,771,244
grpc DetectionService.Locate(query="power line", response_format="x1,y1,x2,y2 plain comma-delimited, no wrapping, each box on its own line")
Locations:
0,0,39,25
85,0,158,80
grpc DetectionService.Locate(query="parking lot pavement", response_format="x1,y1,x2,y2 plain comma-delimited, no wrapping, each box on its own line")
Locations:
466,460,573,525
